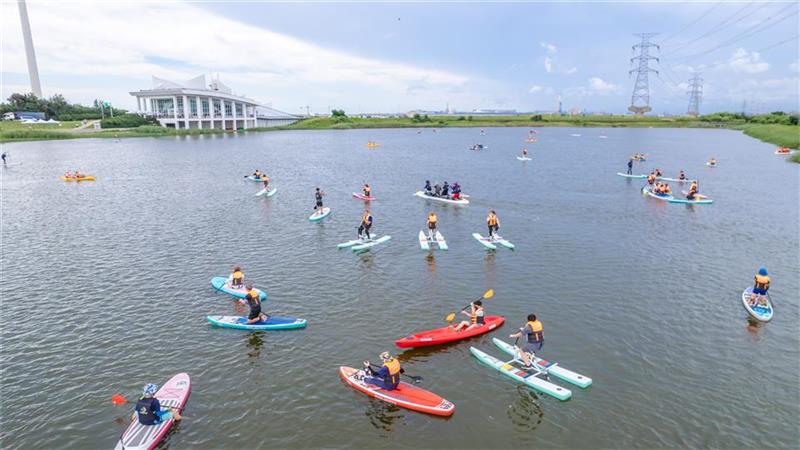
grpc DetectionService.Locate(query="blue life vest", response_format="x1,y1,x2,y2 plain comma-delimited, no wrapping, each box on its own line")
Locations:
136,397,159,425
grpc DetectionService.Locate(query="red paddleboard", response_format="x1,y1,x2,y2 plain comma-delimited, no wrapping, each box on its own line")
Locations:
115,373,191,450
339,366,454,416
352,192,376,201
394,316,505,348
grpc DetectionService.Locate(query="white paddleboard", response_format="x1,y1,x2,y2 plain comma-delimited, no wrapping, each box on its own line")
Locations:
517,156,532,161
418,231,431,251
309,207,331,222
472,233,497,250
435,231,448,250
255,187,277,197
492,234,515,250
414,191,469,205
352,235,391,252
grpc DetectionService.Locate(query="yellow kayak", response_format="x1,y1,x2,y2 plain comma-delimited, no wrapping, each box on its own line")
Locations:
60,176,95,181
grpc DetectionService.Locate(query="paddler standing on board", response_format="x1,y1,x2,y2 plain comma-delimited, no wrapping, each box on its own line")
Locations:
509,314,544,369
523,148,529,158
426,211,438,240
362,183,371,198
357,209,373,241
133,383,182,425
626,158,633,174
261,174,270,190
487,210,500,239
749,267,770,306
362,352,404,391
313,187,325,215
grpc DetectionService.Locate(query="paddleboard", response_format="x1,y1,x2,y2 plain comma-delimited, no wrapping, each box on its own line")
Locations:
255,187,277,197
492,234,515,250
617,173,646,179
469,347,572,401
517,156,532,161
2,162,22,167
741,287,773,322
207,315,306,330
705,162,717,167
492,338,592,388
210,277,267,301
472,233,497,250
339,366,455,416
414,191,469,205
247,175,265,182
60,176,95,181
309,207,331,222
774,150,791,155
115,373,191,450
434,231,448,250
570,133,581,137
352,235,391,252
641,187,673,201
669,194,713,204
418,231,430,251
352,192,376,201
657,177,695,183
395,316,505,348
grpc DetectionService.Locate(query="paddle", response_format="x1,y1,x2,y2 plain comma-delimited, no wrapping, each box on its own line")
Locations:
445,289,494,323
367,363,423,384
111,394,184,416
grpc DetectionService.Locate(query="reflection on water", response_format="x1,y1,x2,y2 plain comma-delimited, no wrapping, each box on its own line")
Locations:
364,397,405,432
507,385,545,432
246,332,264,359
425,253,436,273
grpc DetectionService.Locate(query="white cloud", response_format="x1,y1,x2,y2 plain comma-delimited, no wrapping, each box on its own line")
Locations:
0,2,477,111
729,48,769,74
529,85,544,93
540,42,557,53
544,57,553,73
588,77,620,93
790,61,799,72
564,67,578,75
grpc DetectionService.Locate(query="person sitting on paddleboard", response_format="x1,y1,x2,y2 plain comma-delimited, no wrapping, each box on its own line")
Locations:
358,210,373,240
433,183,441,197
453,300,485,332
314,188,325,214
750,267,770,306
708,157,717,165
686,181,699,200
627,158,633,175
509,314,544,369
679,170,686,181
245,283,268,324
74,170,83,178
424,180,433,196
427,212,438,240
451,182,462,200
523,148,529,158
362,352,403,391
655,168,663,177
646,172,656,186
252,169,262,179
229,266,244,289
487,210,500,238
362,183,371,198
133,383,182,425
441,181,450,198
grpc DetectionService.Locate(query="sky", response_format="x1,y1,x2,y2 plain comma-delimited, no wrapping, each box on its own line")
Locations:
1,0,798,115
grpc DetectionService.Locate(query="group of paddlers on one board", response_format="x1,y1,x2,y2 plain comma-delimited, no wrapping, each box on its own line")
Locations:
637,166,703,200
352,313,546,390
423,180,463,199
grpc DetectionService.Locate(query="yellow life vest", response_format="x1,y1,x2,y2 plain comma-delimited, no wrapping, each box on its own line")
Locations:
754,275,770,290
232,271,243,281
383,358,401,384
470,307,484,324
527,320,543,343
428,213,437,224
361,212,372,224
487,214,498,226
247,288,260,300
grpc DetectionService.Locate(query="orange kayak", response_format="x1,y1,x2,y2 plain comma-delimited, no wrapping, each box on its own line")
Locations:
339,366,454,416
60,176,95,181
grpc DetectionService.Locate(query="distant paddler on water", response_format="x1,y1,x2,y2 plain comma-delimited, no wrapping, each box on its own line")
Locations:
309,187,331,222
749,267,770,306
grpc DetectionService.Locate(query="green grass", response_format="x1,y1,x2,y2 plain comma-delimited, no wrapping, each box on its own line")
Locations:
736,124,800,149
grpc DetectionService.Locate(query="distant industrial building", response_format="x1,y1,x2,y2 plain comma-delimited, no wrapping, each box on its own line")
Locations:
130,75,299,130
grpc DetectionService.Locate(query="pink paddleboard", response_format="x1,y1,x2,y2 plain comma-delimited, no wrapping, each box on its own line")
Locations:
115,373,191,450
352,192,376,201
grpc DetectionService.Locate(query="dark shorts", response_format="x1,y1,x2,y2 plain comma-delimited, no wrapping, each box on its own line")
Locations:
522,341,543,353
316,200,323,208
428,222,436,230
753,287,767,295
248,305,262,320
475,316,485,325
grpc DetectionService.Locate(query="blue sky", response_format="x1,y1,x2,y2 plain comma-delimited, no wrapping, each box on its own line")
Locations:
2,1,797,115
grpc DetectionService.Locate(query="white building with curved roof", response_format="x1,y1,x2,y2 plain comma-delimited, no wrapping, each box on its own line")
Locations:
130,75,299,130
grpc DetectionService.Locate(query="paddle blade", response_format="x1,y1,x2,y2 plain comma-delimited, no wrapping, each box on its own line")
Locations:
111,394,128,405
483,289,494,299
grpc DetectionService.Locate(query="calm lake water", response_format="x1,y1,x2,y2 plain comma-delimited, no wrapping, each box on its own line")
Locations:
1,126,798,449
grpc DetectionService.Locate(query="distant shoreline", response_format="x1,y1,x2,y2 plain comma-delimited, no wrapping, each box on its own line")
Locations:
1,117,797,161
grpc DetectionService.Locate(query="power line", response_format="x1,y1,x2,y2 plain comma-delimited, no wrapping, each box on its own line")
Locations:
628,33,660,115
667,33,799,72
659,2,723,45
661,2,760,57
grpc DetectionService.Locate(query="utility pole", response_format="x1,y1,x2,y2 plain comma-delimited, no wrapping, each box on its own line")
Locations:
557,93,563,115
686,74,703,117
628,33,659,115
18,0,42,97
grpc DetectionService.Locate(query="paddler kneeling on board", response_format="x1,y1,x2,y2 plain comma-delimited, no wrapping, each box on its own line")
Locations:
358,210,373,241
487,210,500,239
424,180,433,196
427,212,438,240
750,267,770,306
245,283,268,323
133,383,182,425
452,300,484,332
362,352,403,391
686,181,699,200
229,266,244,289
509,314,544,369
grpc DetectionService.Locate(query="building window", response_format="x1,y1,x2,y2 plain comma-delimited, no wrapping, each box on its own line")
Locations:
189,97,198,118
235,103,243,117
213,99,222,116
201,99,210,117
224,101,233,117
176,97,184,118
156,98,174,117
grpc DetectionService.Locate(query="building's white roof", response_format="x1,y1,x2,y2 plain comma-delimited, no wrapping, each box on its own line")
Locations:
130,74,257,105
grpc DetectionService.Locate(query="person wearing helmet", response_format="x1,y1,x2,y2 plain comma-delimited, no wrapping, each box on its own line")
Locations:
245,283,268,324
362,352,403,391
452,300,485,332
750,267,770,306
229,266,244,289
509,314,544,369
134,383,182,425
